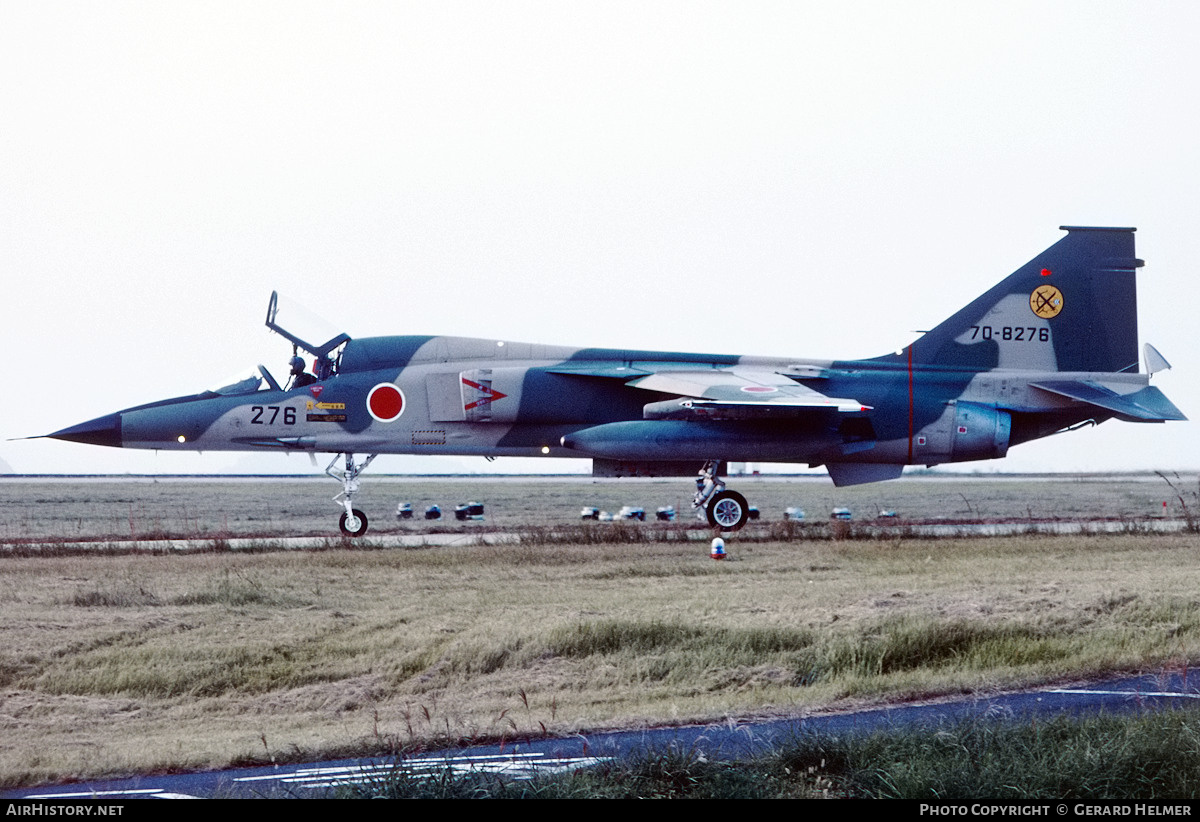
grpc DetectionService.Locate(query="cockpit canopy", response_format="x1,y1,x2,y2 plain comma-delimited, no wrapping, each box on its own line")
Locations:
267,293,349,362
265,291,352,384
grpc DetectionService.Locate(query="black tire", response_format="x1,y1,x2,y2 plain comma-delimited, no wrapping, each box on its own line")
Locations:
706,490,749,531
339,509,369,537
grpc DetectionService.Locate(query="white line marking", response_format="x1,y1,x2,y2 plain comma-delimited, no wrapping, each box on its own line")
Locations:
25,788,167,798
1047,689,1200,699
233,752,606,790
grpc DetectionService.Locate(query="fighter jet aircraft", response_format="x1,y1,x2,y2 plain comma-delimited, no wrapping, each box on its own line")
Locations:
46,226,1184,536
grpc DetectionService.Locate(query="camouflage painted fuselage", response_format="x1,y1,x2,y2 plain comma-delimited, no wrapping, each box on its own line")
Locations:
50,227,1184,488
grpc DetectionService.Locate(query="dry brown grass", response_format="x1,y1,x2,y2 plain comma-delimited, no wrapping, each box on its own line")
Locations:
3,508,1200,787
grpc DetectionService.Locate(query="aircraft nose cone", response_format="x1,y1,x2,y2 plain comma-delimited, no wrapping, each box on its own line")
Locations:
47,413,123,448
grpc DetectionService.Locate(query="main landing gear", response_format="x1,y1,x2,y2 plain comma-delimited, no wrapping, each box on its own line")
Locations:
693,460,750,531
327,452,377,537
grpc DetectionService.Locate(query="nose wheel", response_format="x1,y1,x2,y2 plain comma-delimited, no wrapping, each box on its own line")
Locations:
339,509,369,537
327,453,377,537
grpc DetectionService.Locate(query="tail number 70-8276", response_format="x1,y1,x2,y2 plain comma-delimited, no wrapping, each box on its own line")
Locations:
969,326,1051,342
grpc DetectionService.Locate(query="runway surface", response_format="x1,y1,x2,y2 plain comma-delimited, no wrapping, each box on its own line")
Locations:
12,517,1192,553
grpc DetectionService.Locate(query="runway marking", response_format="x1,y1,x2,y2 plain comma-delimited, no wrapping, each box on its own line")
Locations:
234,751,608,790
1047,688,1200,699
22,788,197,799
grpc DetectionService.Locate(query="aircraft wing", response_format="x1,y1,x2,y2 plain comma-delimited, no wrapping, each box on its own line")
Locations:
543,364,654,379
627,369,870,419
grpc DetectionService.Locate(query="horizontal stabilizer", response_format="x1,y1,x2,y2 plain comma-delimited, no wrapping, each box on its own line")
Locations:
1031,381,1187,422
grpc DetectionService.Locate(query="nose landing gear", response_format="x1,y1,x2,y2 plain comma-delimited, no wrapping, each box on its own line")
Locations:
327,453,377,536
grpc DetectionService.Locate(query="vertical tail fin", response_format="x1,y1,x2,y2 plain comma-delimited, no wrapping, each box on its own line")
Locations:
881,227,1142,373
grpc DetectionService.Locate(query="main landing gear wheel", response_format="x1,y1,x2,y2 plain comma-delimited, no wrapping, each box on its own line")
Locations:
339,509,369,537
706,490,749,531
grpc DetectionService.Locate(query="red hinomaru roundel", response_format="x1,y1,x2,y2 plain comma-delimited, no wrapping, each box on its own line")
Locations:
367,383,406,422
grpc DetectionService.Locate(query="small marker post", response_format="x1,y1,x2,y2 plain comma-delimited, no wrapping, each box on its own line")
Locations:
710,537,726,560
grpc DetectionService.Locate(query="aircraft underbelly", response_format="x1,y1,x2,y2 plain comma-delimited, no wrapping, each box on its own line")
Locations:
560,421,842,462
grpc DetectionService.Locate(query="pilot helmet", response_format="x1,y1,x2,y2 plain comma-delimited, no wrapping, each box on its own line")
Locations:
289,356,306,374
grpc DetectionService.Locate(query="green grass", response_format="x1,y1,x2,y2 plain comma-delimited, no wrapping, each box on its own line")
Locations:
344,708,1200,799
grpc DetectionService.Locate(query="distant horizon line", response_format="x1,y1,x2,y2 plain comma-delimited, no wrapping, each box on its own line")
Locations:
2,470,1193,480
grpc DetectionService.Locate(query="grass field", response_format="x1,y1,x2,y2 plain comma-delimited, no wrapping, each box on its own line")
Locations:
0,474,1198,789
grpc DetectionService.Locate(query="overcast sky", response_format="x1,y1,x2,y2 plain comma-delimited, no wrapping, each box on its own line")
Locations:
2,0,1196,476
